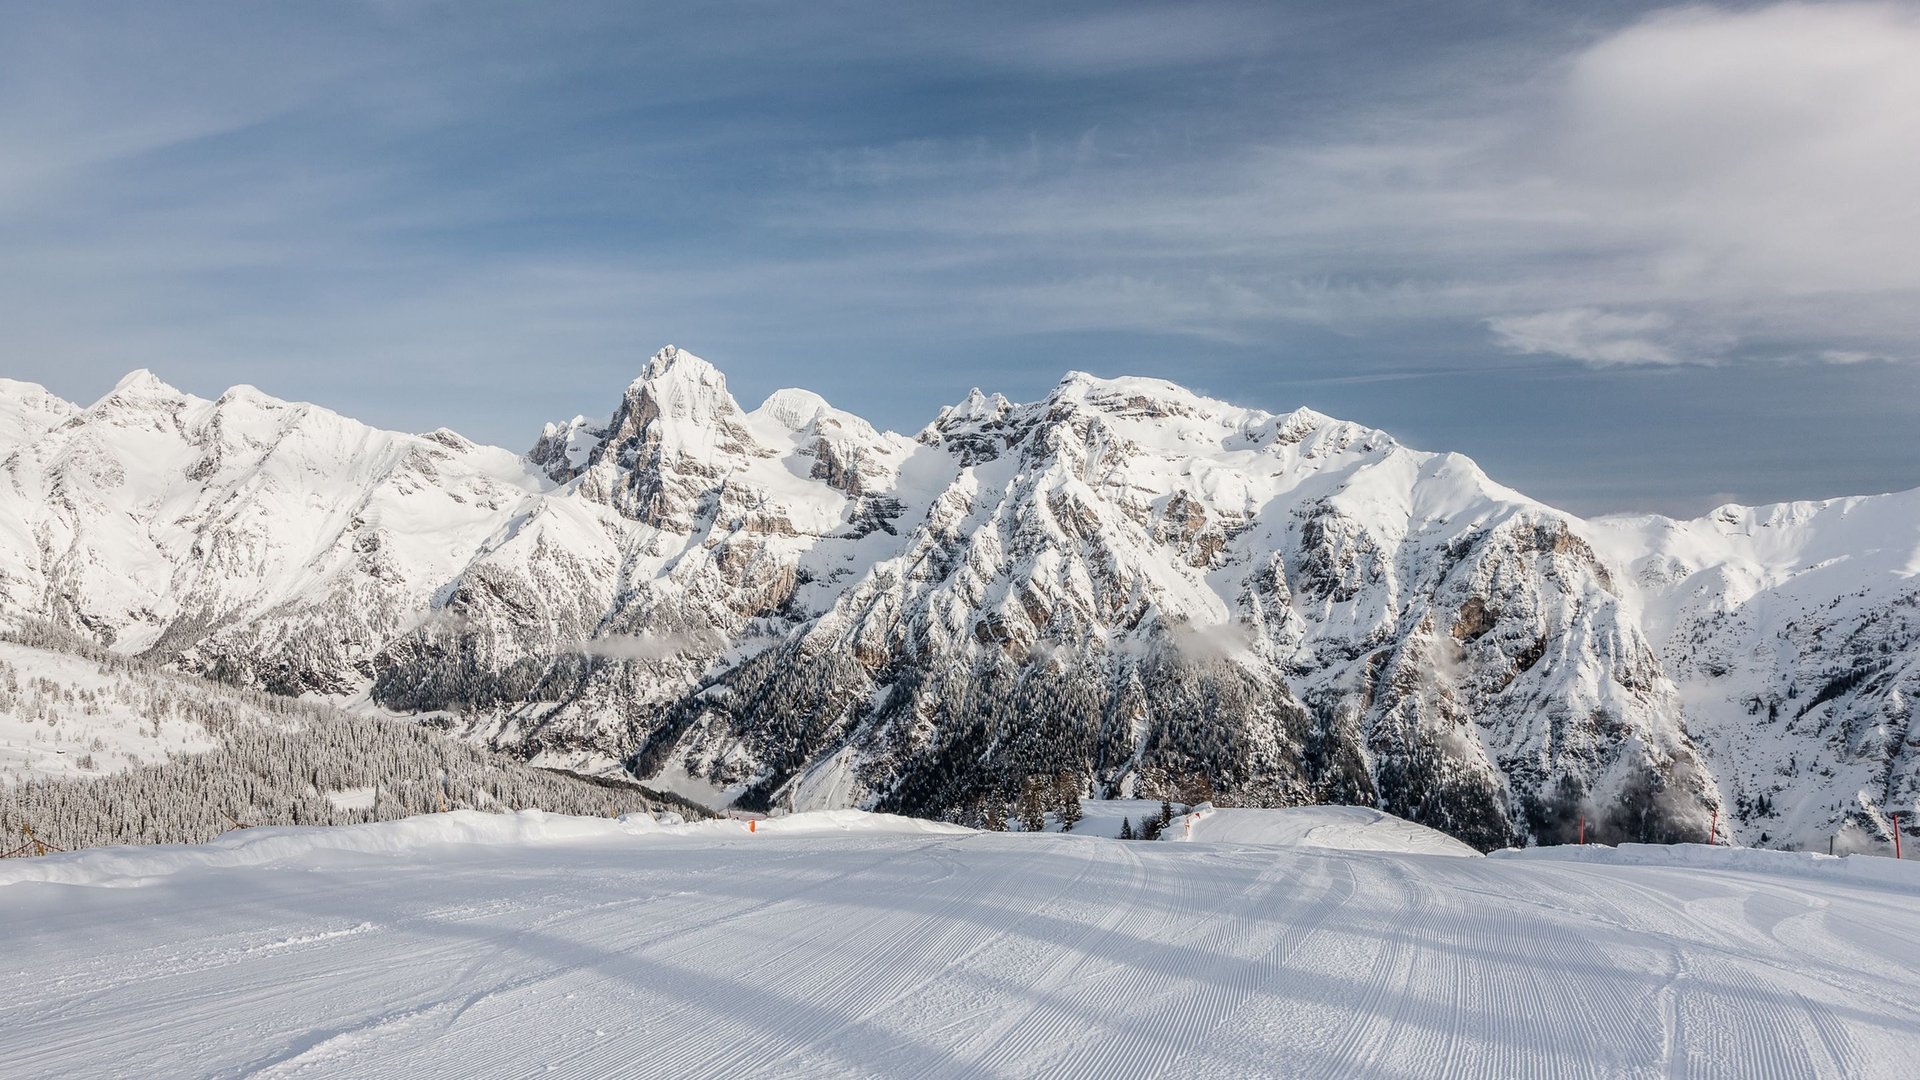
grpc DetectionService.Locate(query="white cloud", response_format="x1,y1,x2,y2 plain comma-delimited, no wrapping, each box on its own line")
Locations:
1478,3,1920,366
1487,309,1689,366
1550,2,1920,295
574,631,723,662
1818,349,1898,365
761,4,1920,368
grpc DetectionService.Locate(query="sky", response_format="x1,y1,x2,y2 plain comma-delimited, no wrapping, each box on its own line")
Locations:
2,0,1917,517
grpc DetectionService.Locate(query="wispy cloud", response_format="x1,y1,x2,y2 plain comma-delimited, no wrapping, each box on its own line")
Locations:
758,3,1920,364
1,2,1917,514
1487,309,1694,367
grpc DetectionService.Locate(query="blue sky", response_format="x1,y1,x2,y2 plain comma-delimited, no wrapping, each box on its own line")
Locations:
3,1,1917,515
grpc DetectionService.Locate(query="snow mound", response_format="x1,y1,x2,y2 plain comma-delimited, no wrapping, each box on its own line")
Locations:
683,809,974,840
1185,804,1482,856
0,808,967,889
1066,800,1479,856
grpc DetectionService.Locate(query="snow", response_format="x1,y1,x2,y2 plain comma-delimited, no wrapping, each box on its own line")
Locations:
0,641,218,781
1055,800,1479,856
3,809,1917,1077
647,759,737,812
0,378,76,449
325,786,377,812
0,368,543,661
1496,839,1920,889
1185,803,1482,855
1588,487,1920,849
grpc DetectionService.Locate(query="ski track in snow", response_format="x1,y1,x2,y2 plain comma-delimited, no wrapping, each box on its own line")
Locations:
4,823,1920,1079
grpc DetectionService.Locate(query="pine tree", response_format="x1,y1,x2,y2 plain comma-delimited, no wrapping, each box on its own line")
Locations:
1053,771,1083,832
1017,776,1047,832
1119,817,1135,840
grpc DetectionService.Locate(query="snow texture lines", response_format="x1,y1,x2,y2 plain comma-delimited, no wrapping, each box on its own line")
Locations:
7,813,1920,1078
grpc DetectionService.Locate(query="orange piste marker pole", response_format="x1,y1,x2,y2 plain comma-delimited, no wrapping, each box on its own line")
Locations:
750,819,756,834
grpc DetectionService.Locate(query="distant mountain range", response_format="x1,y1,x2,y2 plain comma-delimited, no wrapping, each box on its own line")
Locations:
3,347,1914,850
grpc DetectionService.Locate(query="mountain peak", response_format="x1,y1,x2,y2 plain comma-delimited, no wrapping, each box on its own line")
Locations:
636,344,721,388
0,378,80,448
948,387,1012,420
755,388,833,433
214,383,283,408
621,345,737,425
1045,371,1223,420
108,369,182,399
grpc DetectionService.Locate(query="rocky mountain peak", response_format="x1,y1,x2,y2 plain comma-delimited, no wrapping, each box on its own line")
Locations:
609,346,742,445
630,345,728,404
923,387,1019,463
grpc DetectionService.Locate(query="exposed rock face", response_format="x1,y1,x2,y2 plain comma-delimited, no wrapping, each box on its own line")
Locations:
2,348,1913,850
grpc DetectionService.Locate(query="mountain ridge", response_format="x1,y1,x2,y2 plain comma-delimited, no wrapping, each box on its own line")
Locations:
3,346,1914,851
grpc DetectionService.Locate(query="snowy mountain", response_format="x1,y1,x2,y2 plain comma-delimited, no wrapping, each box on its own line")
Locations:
0,369,539,696
1588,493,1920,850
2,347,1914,850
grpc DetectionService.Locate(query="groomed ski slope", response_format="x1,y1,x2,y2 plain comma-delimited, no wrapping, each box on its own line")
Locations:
4,810,1919,1079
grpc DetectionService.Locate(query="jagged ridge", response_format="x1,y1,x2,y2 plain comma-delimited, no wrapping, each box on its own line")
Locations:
2,346,1914,851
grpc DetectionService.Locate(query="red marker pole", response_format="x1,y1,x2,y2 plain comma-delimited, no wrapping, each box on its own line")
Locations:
1894,813,1902,860
1578,816,1585,846
1710,807,1717,846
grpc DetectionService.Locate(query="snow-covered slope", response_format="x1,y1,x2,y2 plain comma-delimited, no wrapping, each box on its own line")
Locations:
1182,803,1483,855
0,378,76,450
0,371,540,693
3,810,1916,1078
0,639,218,779
0,630,690,852
1059,798,1479,855
1,347,1914,852
1591,493,1920,852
